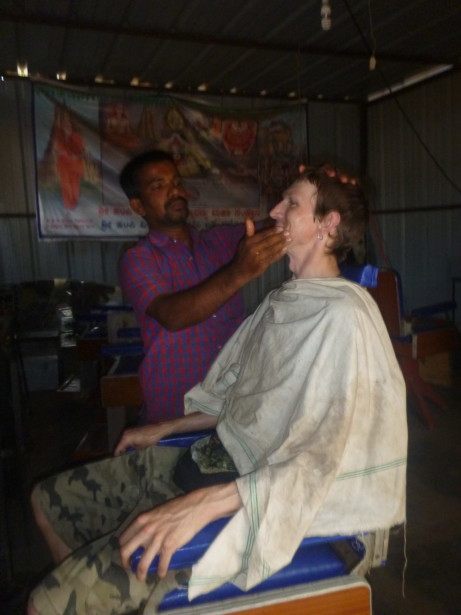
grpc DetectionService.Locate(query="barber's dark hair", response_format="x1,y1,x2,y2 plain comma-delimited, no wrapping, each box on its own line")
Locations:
119,150,175,199
297,166,368,263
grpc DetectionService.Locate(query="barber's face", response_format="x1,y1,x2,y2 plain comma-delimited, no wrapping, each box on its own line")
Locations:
269,180,319,251
130,161,189,229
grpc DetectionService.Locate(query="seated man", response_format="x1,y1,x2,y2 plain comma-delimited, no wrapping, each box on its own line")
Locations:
29,167,407,614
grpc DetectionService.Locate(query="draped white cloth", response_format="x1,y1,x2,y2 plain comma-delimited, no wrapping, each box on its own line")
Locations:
184,278,407,599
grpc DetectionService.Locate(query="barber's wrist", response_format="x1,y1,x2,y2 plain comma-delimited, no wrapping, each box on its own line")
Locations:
225,259,251,289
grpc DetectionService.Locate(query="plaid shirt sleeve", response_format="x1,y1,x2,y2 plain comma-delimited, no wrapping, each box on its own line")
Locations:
118,244,170,316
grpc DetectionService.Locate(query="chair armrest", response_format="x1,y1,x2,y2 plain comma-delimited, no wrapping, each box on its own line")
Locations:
157,430,214,448
130,513,360,573
410,300,455,319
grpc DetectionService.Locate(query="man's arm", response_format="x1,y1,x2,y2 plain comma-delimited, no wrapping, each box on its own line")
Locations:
114,411,218,455
147,220,289,331
119,481,242,581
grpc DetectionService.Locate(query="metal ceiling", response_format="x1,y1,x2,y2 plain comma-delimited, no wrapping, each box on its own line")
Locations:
1,0,461,102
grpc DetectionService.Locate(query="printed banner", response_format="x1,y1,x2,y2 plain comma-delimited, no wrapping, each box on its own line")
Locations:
34,85,307,239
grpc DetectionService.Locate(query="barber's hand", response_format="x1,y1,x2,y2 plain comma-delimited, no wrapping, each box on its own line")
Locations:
299,162,358,186
114,422,173,456
320,163,358,185
232,218,289,282
119,489,213,581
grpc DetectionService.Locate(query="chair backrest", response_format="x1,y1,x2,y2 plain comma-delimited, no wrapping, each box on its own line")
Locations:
368,269,404,338
340,264,379,288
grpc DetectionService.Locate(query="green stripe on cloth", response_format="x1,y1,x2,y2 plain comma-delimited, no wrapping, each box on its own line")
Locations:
336,457,407,481
242,473,259,570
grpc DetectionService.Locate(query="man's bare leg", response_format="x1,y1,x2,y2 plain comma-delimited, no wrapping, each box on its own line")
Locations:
31,489,71,563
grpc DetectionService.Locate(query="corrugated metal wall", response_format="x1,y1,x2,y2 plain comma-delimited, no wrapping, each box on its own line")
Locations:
0,80,362,311
367,72,461,322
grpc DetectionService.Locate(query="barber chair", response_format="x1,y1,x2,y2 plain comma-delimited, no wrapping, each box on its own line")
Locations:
369,268,459,429
130,432,376,614
129,265,381,613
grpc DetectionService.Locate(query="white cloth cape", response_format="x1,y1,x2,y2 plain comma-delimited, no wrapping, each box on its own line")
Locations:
184,278,407,599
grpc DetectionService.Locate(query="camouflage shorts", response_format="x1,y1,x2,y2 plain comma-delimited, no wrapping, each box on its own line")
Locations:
30,445,190,614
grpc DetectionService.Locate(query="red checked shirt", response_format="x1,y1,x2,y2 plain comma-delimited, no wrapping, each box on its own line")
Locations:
119,224,246,423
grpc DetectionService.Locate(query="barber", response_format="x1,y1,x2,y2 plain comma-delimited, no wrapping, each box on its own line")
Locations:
119,150,289,424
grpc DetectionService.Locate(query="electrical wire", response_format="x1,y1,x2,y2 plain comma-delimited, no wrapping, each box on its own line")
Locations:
341,0,461,196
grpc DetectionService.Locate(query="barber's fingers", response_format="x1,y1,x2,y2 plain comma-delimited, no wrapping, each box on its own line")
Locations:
247,224,285,244
252,227,290,251
245,217,255,237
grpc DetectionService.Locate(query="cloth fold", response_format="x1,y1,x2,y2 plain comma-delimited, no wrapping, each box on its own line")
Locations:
184,278,407,599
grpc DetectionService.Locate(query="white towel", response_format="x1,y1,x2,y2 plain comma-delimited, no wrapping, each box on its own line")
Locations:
184,278,407,598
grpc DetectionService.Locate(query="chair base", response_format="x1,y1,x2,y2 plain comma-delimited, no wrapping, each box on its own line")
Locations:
160,574,371,614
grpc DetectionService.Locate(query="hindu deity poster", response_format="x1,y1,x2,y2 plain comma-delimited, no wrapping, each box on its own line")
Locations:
34,85,307,239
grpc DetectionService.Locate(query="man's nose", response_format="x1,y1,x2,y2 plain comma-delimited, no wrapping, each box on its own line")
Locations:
269,200,285,220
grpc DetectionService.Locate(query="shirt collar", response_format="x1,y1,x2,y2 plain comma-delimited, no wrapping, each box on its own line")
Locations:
147,225,198,248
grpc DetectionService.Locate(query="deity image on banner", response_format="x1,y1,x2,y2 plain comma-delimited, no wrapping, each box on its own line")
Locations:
161,106,214,177
34,85,306,237
222,119,257,156
52,106,85,208
258,119,301,207
35,92,106,237
102,102,141,151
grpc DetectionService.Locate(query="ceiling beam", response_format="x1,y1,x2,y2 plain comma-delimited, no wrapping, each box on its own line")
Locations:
0,11,456,67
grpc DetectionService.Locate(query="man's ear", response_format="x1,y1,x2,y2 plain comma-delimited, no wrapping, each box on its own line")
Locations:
129,198,146,218
322,211,341,234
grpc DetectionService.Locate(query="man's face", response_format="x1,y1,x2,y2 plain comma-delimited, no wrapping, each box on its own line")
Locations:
130,160,189,230
269,180,319,251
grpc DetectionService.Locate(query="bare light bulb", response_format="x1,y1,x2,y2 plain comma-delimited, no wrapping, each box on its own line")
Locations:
321,0,331,31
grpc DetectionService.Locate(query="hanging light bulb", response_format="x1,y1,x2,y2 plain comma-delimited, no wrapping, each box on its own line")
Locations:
321,0,331,31
17,62,28,77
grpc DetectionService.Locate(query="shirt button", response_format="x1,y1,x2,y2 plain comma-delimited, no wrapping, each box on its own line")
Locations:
212,314,217,318
173,239,177,244
217,345,222,350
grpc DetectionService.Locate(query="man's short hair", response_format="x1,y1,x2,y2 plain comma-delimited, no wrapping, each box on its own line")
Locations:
297,166,369,263
119,150,175,199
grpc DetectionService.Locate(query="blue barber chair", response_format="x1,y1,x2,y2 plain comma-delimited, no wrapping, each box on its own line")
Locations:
133,428,371,613
368,268,459,428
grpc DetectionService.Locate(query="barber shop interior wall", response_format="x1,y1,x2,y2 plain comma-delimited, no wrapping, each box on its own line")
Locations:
0,79,362,310
367,71,461,322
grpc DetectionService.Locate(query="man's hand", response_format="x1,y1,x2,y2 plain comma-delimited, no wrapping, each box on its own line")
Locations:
114,423,173,456
119,482,241,581
114,412,218,456
231,218,289,283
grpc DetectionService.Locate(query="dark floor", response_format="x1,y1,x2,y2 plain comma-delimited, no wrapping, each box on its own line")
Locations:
1,361,460,614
